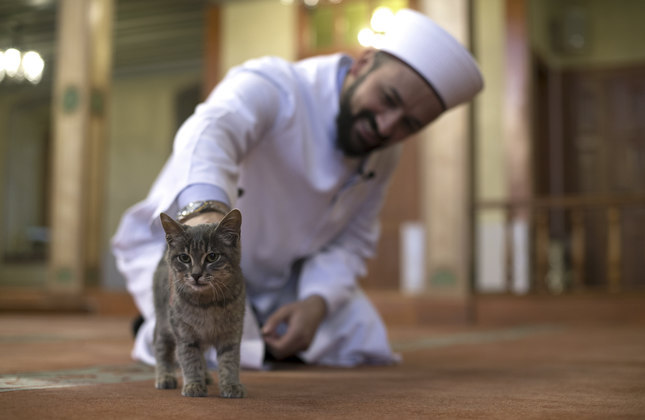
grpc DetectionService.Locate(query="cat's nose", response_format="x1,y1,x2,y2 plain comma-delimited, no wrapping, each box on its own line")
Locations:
191,273,201,283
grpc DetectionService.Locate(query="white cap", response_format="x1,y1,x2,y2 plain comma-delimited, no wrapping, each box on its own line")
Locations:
379,9,484,109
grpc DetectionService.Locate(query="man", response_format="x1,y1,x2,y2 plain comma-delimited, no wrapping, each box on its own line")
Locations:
112,9,483,369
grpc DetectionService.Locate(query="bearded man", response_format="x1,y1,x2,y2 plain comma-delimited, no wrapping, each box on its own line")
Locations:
112,9,484,369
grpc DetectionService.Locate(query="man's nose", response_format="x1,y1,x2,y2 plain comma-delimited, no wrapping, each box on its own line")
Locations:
376,109,403,139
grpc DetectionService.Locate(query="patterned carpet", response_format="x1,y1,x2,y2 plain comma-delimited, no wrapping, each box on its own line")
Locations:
1,312,644,418
0,364,154,393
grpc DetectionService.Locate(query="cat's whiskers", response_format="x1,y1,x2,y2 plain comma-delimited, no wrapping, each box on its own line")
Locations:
176,277,192,297
215,280,230,300
216,281,229,300
207,280,220,301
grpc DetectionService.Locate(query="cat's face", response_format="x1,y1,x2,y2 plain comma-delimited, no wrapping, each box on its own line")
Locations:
160,211,243,306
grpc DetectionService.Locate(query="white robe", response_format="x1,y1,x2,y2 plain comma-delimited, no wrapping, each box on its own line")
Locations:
112,53,402,369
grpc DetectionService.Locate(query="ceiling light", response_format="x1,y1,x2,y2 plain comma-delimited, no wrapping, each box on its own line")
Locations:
0,48,45,85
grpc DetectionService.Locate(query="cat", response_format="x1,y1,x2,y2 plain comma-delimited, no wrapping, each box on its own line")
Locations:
153,210,246,398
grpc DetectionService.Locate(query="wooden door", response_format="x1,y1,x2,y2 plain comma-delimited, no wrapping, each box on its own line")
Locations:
535,63,645,290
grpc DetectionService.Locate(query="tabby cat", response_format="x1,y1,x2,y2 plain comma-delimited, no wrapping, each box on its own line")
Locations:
153,210,246,398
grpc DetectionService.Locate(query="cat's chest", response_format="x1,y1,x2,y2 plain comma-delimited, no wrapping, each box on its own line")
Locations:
173,305,230,342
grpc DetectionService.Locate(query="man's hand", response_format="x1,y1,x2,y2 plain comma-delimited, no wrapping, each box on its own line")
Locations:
183,211,225,226
262,295,327,360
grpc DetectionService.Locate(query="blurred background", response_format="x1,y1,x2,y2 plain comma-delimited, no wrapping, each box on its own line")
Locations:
0,0,643,317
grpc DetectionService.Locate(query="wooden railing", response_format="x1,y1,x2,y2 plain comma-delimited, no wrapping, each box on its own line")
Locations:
477,194,645,294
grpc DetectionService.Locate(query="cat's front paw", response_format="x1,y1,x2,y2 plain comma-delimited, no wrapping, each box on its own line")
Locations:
155,374,177,390
220,383,246,398
182,382,208,397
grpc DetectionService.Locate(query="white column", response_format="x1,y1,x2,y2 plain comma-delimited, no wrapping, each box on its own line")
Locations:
48,0,113,294
419,0,474,299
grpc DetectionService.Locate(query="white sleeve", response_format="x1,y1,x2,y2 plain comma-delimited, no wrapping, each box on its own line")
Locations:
172,68,288,206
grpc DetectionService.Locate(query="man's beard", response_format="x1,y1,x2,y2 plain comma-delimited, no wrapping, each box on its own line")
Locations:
335,76,383,158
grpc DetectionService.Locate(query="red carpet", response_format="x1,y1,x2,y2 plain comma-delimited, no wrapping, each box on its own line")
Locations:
1,308,644,419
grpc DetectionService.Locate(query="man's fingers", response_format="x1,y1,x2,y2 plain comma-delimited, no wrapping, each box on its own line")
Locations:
262,298,325,360
264,327,291,359
263,303,308,359
261,304,293,336
265,327,303,360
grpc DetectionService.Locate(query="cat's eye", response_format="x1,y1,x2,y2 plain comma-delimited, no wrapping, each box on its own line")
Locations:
177,254,191,264
205,253,220,263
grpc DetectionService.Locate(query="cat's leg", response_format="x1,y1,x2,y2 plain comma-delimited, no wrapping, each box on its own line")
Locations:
215,341,246,398
176,341,208,397
153,323,177,390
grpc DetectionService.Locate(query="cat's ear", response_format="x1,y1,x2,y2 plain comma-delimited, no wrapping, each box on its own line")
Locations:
159,213,185,243
216,209,242,247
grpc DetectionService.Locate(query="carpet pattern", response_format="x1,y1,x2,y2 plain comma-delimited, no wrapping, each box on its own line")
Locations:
1,314,644,419
1,323,562,392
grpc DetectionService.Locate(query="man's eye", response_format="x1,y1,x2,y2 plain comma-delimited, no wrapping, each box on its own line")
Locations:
206,253,219,263
383,93,395,107
177,254,191,264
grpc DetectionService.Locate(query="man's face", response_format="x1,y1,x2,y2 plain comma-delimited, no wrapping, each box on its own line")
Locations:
336,51,444,158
